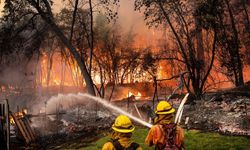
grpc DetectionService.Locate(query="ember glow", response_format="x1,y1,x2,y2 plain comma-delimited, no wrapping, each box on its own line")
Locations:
128,91,142,100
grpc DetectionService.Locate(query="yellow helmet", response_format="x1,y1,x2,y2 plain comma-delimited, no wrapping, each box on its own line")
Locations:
155,101,175,115
112,115,135,133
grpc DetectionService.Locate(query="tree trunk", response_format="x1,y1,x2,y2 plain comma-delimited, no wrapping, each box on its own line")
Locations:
225,0,244,86
46,51,53,87
69,0,79,42
88,0,94,75
30,1,96,95
195,17,204,91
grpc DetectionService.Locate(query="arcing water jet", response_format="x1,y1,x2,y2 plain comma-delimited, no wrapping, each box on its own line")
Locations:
38,93,152,128
80,93,153,128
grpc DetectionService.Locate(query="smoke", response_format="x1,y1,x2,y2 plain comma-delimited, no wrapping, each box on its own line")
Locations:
117,0,159,48
33,93,90,114
118,0,147,33
52,0,157,45
0,53,39,110
30,93,115,137
0,66,26,87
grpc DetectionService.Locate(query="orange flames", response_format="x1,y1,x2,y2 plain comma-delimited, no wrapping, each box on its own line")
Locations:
128,91,142,100
38,52,82,87
37,51,160,88
135,92,142,100
10,109,27,125
37,43,250,90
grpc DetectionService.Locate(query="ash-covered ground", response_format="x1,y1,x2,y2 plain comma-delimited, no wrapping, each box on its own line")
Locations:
182,94,250,136
4,84,250,149
30,104,115,149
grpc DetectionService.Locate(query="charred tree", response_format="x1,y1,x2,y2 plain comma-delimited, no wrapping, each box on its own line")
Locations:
225,0,244,86
216,0,246,86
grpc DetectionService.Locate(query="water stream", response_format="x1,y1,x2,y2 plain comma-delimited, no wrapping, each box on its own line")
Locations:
40,93,152,128
81,93,153,128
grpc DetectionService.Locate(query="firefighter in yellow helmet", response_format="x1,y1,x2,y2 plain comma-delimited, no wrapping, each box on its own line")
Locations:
102,115,143,150
145,101,185,150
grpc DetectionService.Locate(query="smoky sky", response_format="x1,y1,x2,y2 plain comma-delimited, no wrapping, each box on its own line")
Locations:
0,0,154,41
118,0,149,34
52,0,152,37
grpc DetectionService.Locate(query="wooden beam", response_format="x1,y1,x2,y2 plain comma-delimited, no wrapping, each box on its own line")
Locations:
11,113,30,144
22,116,36,141
19,118,32,143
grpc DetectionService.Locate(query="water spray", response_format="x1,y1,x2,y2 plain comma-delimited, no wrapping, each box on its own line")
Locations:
39,93,189,129
80,93,153,128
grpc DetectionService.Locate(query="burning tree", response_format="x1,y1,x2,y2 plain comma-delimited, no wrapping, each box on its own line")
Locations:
134,0,224,99
26,0,95,95
24,0,120,96
93,14,143,98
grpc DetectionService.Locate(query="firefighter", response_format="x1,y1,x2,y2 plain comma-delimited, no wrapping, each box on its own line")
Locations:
145,101,185,150
102,115,142,150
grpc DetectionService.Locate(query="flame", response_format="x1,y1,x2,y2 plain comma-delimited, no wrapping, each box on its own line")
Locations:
10,117,15,125
10,110,27,125
128,92,133,97
53,79,61,85
135,92,142,100
38,52,81,87
128,91,142,100
36,38,250,91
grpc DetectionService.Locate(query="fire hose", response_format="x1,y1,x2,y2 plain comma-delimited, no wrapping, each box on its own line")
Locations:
174,93,189,124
